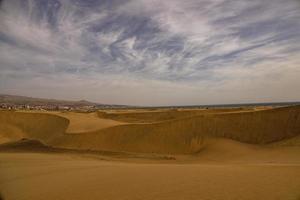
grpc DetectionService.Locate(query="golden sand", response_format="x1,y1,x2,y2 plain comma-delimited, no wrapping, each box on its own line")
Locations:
0,106,300,200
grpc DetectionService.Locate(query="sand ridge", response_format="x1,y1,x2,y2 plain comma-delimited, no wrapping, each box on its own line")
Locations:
54,105,300,154
0,105,300,154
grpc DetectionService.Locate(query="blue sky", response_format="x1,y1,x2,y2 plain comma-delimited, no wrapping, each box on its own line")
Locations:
0,0,300,106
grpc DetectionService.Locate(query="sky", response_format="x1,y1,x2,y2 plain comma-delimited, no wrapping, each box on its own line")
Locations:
0,0,300,106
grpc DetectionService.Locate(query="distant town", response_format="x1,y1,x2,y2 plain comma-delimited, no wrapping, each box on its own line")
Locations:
1,94,300,112
0,94,129,112
0,103,99,111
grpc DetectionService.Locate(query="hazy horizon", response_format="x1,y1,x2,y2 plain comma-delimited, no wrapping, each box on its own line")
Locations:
1,92,300,108
1,0,300,106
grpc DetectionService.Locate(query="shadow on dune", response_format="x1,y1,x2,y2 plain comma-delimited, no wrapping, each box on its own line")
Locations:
0,193,4,200
0,138,176,161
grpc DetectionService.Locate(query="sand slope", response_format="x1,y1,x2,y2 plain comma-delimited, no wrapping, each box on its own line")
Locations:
0,106,300,154
1,152,300,200
52,112,125,133
0,111,68,145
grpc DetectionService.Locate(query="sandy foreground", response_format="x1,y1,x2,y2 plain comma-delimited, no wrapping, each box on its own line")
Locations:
1,151,300,200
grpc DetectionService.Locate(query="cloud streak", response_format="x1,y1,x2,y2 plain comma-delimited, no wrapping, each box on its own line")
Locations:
0,0,300,105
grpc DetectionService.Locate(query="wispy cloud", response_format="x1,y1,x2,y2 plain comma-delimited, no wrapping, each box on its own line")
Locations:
0,0,300,105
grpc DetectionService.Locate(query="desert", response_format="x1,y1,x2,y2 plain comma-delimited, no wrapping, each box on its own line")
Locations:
1,0,300,199
1,105,300,200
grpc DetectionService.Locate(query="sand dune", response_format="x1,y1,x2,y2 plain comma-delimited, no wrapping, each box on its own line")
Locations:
0,106,300,154
1,106,300,200
0,111,68,145
97,107,254,123
55,106,300,154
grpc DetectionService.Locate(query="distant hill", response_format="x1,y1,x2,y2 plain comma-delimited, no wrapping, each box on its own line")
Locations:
0,94,102,107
